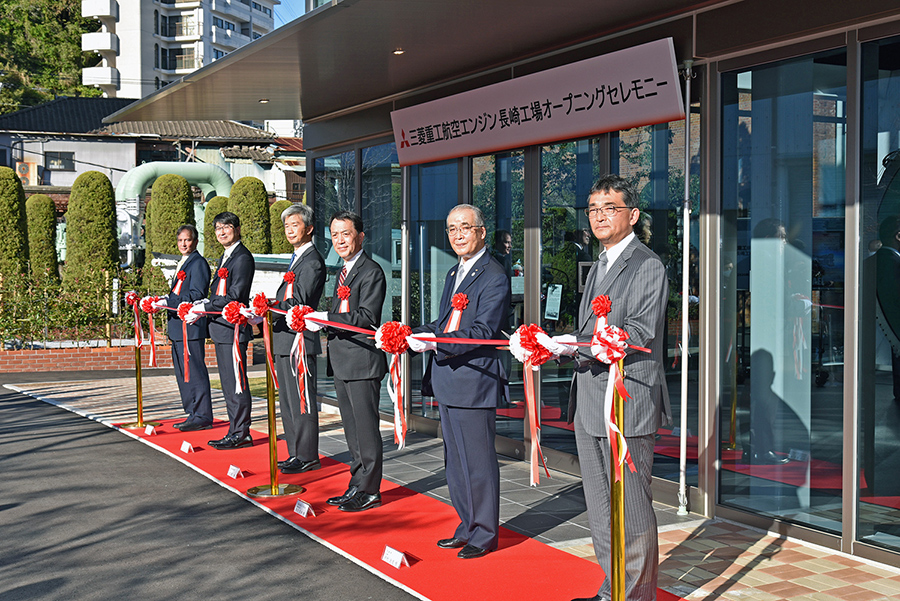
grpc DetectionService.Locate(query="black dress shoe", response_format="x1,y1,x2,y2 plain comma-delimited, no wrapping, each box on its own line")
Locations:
753,450,790,465
179,421,212,432
339,491,381,512
457,544,489,559
280,458,321,474
173,421,189,430
277,457,296,469
210,434,253,450
571,596,604,601
326,486,359,506
437,537,467,549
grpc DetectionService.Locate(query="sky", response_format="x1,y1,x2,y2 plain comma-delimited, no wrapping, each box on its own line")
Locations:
274,1,305,29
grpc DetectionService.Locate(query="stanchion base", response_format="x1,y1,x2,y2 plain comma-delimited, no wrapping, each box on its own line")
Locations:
121,421,162,428
724,444,738,450
246,483,306,498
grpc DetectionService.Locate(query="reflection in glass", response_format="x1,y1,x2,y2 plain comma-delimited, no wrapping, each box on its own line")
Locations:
859,36,900,552
720,49,846,533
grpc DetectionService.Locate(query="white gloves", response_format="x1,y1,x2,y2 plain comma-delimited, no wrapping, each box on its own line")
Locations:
184,306,202,325
406,332,437,353
239,306,264,326
152,297,168,310
193,299,208,310
305,311,328,332
542,333,578,356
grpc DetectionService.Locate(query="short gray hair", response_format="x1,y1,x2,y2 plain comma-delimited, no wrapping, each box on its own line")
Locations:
447,203,485,227
281,202,314,226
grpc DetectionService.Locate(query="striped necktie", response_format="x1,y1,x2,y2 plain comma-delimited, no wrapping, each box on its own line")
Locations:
338,266,347,287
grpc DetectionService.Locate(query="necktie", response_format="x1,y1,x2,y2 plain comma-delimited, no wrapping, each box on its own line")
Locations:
453,263,466,293
597,252,609,282
338,266,347,287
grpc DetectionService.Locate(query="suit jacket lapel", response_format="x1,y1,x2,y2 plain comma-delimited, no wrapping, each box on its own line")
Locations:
438,251,489,326
579,237,640,331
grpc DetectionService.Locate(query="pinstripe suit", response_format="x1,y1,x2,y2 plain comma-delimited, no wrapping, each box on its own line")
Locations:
570,235,671,601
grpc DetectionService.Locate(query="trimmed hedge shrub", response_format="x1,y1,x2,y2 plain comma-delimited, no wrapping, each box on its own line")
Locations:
227,177,270,253
203,195,228,260
148,174,194,254
62,171,118,291
0,166,29,280
25,193,59,283
269,199,293,254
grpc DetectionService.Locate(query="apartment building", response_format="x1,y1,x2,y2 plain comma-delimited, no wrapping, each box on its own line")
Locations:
81,0,279,99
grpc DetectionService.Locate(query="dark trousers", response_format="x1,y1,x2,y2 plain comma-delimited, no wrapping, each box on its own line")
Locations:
171,339,212,425
275,353,318,461
439,403,500,551
214,340,251,437
334,377,383,494
575,424,658,601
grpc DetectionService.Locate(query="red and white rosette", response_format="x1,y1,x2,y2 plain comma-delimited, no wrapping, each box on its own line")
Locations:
124,291,144,348
444,292,468,332
286,304,314,413
282,271,295,301
509,323,554,486
252,292,278,389
172,270,186,295
590,295,636,482
216,267,228,296
376,321,413,449
337,285,350,312
177,302,193,382
222,301,248,394
140,295,161,367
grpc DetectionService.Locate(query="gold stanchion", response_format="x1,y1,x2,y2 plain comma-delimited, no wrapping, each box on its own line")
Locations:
248,311,304,498
122,343,160,428
610,358,626,601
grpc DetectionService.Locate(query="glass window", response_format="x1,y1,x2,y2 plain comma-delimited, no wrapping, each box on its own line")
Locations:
720,49,847,533
46,152,74,171
859,35,900,552
409,159,460,419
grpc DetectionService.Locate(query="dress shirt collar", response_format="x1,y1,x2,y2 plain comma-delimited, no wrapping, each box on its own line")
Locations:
603,232,635,271
222,240,243,263
342,248,364,274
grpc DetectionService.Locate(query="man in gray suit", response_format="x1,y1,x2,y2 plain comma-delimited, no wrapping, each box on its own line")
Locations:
271,203,325,475
553,175,671,601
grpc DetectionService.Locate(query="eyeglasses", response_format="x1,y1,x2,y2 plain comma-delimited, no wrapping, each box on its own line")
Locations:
214,225,235,232
584,205,633,218
446,224,483,237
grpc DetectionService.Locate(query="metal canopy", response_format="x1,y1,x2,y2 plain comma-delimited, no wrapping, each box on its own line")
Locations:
107,0,709,124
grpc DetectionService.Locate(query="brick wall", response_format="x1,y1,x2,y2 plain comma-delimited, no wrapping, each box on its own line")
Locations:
0,342,258,372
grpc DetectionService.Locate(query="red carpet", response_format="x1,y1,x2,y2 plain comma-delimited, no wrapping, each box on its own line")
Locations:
117,418,685,601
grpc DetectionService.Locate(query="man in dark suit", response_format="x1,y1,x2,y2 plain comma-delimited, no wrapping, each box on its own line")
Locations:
305,211,387,512
196,211,256,450
271,203,325,474
150,224,212,431
553,175,671,601
408,204,510,560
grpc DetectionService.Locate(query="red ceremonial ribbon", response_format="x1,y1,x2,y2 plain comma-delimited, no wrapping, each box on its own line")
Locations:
337,285,350,313
124,291,143,349
378,321,412,449
173,270,186,295
140,296,161,367
510,323,552,485
177,302,193,382
444,293,468,332
282,271,295,301
222,301,248,394
287,305,314,413
252,293,278,389
216,267,228,296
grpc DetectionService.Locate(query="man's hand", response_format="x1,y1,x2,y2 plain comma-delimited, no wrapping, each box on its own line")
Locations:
239,306,264,326
406,332,437,353
305,311,328,332
184,306,202,325
537,333,578,356
151,297,168,310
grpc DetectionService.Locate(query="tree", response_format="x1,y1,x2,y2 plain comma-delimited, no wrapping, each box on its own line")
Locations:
204,196,228,260
62,171,117,290
25,193,59,283
269,199,292,254
228,177,270,253
148,174,194,254
0,167,29,280
0,0,102,115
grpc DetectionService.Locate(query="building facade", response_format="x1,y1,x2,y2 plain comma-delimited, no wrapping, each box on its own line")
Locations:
108,0,900,569
81,0,278,99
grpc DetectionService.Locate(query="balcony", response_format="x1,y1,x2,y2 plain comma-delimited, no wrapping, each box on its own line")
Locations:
158,23,199,39
210,27,250,50
82,66,120,88
81,0,116,19
82,32,119,54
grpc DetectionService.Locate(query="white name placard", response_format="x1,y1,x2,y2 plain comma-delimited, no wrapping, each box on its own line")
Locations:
144,425,156,436
391,38,684,166
381,545,410,569
180,441,194,453
293,499,316,518
227,465,244,479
